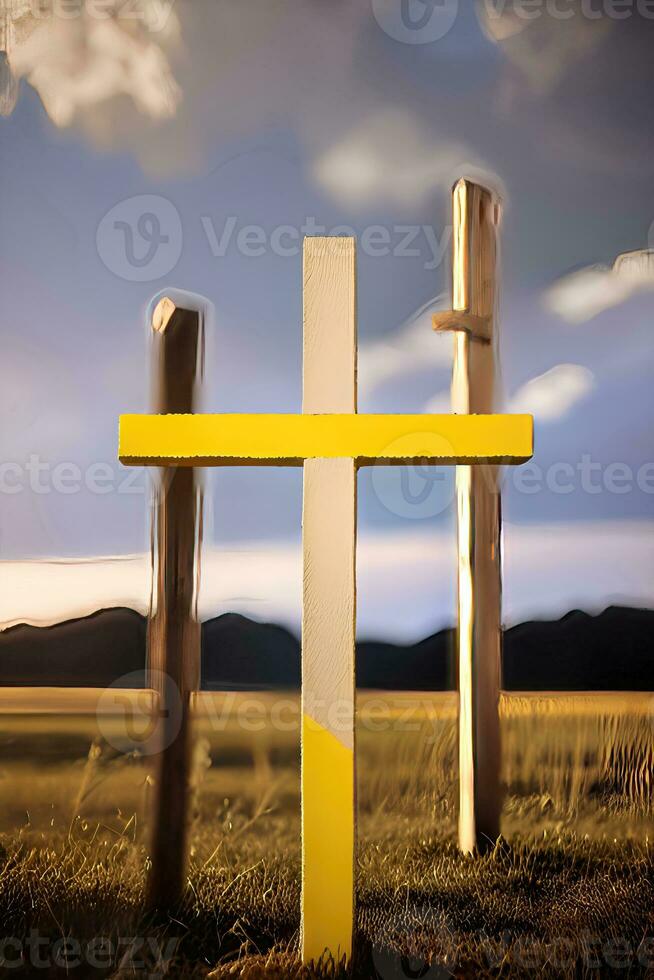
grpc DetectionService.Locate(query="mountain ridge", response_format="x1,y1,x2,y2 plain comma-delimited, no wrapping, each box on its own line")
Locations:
0,605,651,691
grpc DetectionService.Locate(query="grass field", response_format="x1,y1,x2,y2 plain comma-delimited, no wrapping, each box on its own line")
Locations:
0,691,653,977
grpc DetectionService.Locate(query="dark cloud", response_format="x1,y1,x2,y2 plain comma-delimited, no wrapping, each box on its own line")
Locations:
478,2,654,175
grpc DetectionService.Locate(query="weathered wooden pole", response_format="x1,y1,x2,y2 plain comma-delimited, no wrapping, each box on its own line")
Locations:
433,179,503,853
301,237,357,965
146,294,204,910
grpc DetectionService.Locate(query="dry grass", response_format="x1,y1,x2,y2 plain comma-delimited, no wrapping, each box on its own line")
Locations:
0,692,652,977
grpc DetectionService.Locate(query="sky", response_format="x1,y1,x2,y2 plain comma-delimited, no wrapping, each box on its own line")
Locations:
0,0,653,638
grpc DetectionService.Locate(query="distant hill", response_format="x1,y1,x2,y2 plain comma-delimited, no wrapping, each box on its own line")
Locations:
0,605,652,691
0,608,147,688
502,606,654,690
202,614,299,690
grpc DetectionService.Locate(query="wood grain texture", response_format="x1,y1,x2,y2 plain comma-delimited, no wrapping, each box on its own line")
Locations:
146,299,203,912
303,237,357,415
450,179,503,855
301,237,356,965
302,457,356,745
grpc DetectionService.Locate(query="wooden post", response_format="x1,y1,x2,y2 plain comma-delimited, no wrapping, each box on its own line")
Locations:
146,295,203,910
301,237,357,965
436,179,503,853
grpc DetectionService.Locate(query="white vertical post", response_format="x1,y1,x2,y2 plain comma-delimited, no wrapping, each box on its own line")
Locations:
450,179,503,853
301,237,357,964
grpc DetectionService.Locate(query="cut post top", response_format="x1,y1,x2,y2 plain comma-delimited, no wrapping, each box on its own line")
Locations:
119,412,533,468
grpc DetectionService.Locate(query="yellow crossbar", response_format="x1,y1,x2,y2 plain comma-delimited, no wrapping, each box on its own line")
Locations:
119,413,533,467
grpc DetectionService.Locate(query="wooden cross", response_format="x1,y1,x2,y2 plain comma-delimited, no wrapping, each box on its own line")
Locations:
119,220,532,964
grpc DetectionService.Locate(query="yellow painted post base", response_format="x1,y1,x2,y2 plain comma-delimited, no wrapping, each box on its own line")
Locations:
301,715,354,966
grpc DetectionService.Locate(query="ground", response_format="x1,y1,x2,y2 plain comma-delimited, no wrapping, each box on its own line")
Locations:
0,692,652,978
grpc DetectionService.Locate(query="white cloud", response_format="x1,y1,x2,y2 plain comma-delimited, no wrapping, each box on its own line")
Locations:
509,364,595,423
2,521,653,641
0,1,372,176
359,294,452,397
424,364,595,422
3,1,180,127
0,554,151,631
311,108,469,208
544,250,654,325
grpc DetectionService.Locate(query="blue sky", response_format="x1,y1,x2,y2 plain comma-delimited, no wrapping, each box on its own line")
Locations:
0,0,652,635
